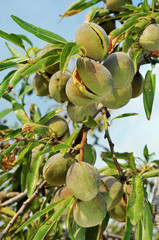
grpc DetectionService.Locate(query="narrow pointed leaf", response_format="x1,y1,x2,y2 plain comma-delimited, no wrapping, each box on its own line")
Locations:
141,169,159,178
0,29,25,49
17,142,39,163
60,42,77,73
122,37,134,53
142,201,153,240
37,109,63,125
8,63,32,90
127,175,144,225
11,15,67,44
22,122,49,135
123,217,133,240
18,34,33,47
33,197,74,240
8,54,60,90
66,199,76,240
62,128,81,155
16,198,70,233
0,108,12,120
0,142,18,162
143,70,156,120
27,151,44,197
83,116,97,128
0,206,16,217
5,42,26,58
4,128,22,140
131,49,143,73
0,57,26,71
18,84,33,97
61,0,103,18
128,153,137,172
21,151,31,191
135,220,142,240
111,113,138,123
0,70,16,97
0,172,13,185
11,99,32,125
110,19,138,38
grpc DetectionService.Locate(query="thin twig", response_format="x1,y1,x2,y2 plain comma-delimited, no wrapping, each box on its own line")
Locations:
0,180,47,240
0,190,27,207
0,191,19,203
79,129,87,162
102,108,126,182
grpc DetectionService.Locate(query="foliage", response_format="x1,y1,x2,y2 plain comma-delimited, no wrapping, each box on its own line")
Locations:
0,0,159,239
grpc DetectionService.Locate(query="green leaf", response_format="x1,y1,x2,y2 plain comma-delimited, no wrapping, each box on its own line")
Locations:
143,144,149,162
66,199,76,240
11,99,32,125
143,70,156,120
0,108,12,120
0,70,16,98
110,19,138,38
33,197,74,240
60,42,77,73
16,197,71,233
18,84,33,98
72,222,86,240
122,37,134,53
62,128,81,155
4,128,21,140
135,220,142,240
123,217,133,240
0,29,25,49
99,167,119,176
37,109,63,125
18,34,33,47
0,57,27,71
102,157,128,169
142,201,153,240
102,151,131,161
8,63,33,90
8,52,61,90
21,151,31,191
0,172,13,185
29,104,41,122
12,15,67,44
128,153,137,172
111,113,138,124
0,142,18,162
22,122,49,136
0,206,16,217
141,169,159,178
21,54,60,76
140,0,150,13
127,175,144,225
5,42,26,58
27,151,44,197
83,116,97,128
131,49,143,73
17,142,39,163
60,0,102,19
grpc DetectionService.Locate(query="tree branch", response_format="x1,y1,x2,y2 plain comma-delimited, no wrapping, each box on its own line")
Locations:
0,190,27,207
0,181,47,240
102,107,126,182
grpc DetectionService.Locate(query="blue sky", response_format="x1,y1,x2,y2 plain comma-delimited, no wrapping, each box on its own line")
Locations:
0,0,159,168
